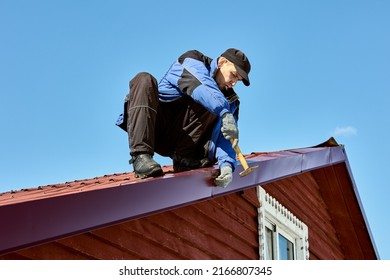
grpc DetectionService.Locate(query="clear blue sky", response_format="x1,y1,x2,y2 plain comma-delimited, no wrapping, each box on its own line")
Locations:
1,0,389,259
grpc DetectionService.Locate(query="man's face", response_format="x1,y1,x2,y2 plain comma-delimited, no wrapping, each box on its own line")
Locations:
214,58,243,91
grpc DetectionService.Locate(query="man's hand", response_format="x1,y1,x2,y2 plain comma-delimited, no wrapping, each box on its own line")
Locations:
221,112,238,147
214,165,233,188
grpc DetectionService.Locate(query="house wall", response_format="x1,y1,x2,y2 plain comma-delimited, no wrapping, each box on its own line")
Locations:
1,189,259,260
261,163,377,260
262,170,346,260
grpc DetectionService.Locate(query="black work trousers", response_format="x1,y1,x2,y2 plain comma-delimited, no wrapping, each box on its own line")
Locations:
125,72,218,162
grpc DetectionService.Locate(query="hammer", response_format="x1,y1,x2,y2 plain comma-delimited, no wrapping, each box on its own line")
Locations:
230,139,258,177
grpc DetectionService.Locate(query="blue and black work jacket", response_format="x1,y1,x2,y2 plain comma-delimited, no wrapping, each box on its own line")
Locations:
158,50,239,171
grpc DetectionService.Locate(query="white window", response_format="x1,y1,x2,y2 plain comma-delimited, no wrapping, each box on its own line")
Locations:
258,187,309,260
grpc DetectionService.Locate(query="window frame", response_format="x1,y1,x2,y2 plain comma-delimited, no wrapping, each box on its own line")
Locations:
258,187,309,260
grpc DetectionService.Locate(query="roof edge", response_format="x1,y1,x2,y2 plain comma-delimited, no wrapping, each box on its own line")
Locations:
341,149,380,259
0,144,347,255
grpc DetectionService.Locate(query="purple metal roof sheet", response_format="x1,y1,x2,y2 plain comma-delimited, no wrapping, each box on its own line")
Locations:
0,143,348,255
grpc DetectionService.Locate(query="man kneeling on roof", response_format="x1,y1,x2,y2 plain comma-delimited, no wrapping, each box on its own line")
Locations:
116,48,251,188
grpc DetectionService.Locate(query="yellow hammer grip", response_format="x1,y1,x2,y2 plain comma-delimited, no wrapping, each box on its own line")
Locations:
230,139,249,170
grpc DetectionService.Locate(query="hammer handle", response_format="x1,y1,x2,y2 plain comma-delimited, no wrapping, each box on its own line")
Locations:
230,139,249,170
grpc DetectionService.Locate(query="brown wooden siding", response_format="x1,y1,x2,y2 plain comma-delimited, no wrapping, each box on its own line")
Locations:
262,163,377,260
1,188,259,260
311,164,377,259
262,171,346,259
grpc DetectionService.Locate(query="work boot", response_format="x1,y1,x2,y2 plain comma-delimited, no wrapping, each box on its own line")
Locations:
131,154,163,179
173,154,212,172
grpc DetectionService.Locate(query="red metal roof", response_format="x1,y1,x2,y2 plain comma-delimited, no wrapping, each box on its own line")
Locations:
0,138,378,257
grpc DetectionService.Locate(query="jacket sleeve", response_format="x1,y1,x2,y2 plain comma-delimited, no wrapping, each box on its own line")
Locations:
161,56,231,117
215,127,237,170
183,57,230,117
208,101,239,171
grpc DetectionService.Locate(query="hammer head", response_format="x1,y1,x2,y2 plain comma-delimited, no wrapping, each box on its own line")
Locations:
239,165,259,177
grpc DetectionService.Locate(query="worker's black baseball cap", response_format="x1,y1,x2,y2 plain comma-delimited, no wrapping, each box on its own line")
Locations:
221,48,251,86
